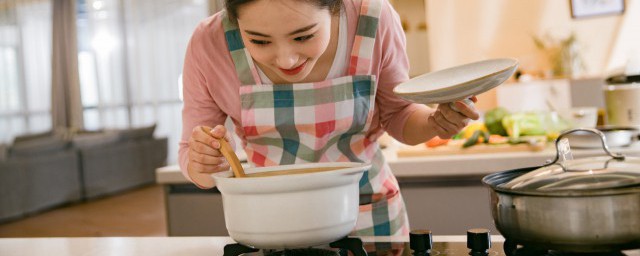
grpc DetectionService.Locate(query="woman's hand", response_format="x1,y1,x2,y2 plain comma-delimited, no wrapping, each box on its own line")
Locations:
187,125,231,178
427,96,480,139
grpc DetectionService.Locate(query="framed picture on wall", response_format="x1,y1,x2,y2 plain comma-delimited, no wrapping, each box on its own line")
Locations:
570,0,625,18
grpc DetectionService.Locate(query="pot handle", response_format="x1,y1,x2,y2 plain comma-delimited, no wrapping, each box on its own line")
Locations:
545,128,625,167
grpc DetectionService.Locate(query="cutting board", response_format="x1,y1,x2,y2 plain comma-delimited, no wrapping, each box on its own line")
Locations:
396,141,548,157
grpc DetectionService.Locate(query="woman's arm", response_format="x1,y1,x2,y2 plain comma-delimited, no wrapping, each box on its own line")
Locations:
179,16,236,188
373,1,479,145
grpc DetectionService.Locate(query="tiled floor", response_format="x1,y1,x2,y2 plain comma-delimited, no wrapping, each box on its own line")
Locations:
0,185,167,237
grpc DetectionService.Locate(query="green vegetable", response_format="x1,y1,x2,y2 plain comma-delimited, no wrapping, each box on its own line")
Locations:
462,130,481,148
452,132,464,140
462,130,490,148
501,112,547,140
484,107,510,136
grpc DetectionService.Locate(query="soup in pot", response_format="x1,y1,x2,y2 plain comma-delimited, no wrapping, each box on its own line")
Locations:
243,167,343,178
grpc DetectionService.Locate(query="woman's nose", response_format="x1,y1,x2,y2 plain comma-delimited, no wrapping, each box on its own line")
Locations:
275,48,298,69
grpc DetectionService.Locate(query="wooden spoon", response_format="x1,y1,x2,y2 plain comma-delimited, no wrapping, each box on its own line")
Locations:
216,136,246,178
201,127,246,178
187,128,246,187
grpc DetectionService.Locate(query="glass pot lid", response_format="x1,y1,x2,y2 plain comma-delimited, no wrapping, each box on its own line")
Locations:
500,128,640,191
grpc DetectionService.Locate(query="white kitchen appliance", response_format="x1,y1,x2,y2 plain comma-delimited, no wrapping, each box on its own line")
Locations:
605,74,640,129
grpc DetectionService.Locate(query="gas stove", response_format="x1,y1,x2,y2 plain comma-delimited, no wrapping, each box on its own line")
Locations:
224,229,640,256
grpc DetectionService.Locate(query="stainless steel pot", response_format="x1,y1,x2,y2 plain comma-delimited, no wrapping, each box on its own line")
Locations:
482,128,640,253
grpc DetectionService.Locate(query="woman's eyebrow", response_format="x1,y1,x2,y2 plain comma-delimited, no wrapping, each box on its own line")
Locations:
244,23,317,37
287,23,317,35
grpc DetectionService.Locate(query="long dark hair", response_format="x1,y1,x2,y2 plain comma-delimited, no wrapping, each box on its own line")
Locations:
225,0,342,21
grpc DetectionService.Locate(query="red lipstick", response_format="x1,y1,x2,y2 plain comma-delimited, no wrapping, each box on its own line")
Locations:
279,61,307,76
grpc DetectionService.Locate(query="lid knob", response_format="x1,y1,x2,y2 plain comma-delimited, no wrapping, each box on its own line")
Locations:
467,228,491,255
409,229,432,255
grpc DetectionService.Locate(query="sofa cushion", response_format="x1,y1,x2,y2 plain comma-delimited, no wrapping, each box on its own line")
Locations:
72,131,120,149
0,144,8,161
12,131,54,144
10,136,70,157
116,124,156,141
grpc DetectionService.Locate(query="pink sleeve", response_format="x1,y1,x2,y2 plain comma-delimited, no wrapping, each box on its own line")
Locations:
374,1,426,144
178,21,229,188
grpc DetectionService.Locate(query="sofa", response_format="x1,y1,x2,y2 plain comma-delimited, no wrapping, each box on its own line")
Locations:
0,124,168,223
75,125,168,200
0,133,82,222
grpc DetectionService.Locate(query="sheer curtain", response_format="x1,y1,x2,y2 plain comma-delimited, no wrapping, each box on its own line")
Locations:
51,0,83,131
1,0,211,164
77,0,209,164
0,0,53,143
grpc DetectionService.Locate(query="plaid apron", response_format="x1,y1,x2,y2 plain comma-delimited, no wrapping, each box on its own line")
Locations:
222,0,409,236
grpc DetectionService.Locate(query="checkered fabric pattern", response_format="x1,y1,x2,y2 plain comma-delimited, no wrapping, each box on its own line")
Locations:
222,0,408,236
238,76,375,165
349,0,382,75
222,17,261,86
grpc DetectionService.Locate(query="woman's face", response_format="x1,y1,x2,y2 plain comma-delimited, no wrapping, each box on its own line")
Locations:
236,0,333,83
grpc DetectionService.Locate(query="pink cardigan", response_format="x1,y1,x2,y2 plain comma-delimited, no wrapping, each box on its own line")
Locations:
179,0,424,181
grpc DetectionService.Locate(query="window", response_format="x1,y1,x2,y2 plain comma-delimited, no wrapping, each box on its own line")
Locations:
1,0,210,165
76,0,209,163
0,0,53,143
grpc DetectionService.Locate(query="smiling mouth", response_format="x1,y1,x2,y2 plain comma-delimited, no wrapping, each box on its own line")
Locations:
279,60,307,76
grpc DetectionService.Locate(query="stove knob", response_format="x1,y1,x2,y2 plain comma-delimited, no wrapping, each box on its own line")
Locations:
409,229,432,255
467,228,491,255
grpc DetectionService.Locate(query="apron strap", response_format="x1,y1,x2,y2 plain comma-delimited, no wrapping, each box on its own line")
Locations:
348,0,383,76
222,13,262,86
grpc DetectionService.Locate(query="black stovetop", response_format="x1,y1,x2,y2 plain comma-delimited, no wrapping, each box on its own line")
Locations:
227,236,640,256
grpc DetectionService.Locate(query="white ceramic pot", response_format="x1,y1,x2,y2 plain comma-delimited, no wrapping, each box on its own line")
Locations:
212,162,369,249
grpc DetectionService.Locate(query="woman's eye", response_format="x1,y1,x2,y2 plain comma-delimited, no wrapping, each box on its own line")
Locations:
250,39,270,45
294,34,314,42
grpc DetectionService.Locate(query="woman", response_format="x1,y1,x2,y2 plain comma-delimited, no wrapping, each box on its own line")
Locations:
179,0,479,236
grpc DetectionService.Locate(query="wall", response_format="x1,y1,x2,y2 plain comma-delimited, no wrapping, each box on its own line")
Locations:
424,0,638,111
607,0,640,74
390,0,431,77
426,0,629,76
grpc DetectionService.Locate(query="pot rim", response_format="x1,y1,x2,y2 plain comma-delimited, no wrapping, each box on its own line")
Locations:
482,166,640,197
595,125,639,132
213,162,370,194
605,83,640,90
606,73,640,84
214,162,369,180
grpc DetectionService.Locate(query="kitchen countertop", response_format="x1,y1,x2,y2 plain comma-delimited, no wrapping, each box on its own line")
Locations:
156,142,640,183
0,236,503,256
3,236,640,256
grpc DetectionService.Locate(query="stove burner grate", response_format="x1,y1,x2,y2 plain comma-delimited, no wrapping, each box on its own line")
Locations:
505,239,629,256
511,248,627,256
223,237,367,256
264,248,339,256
